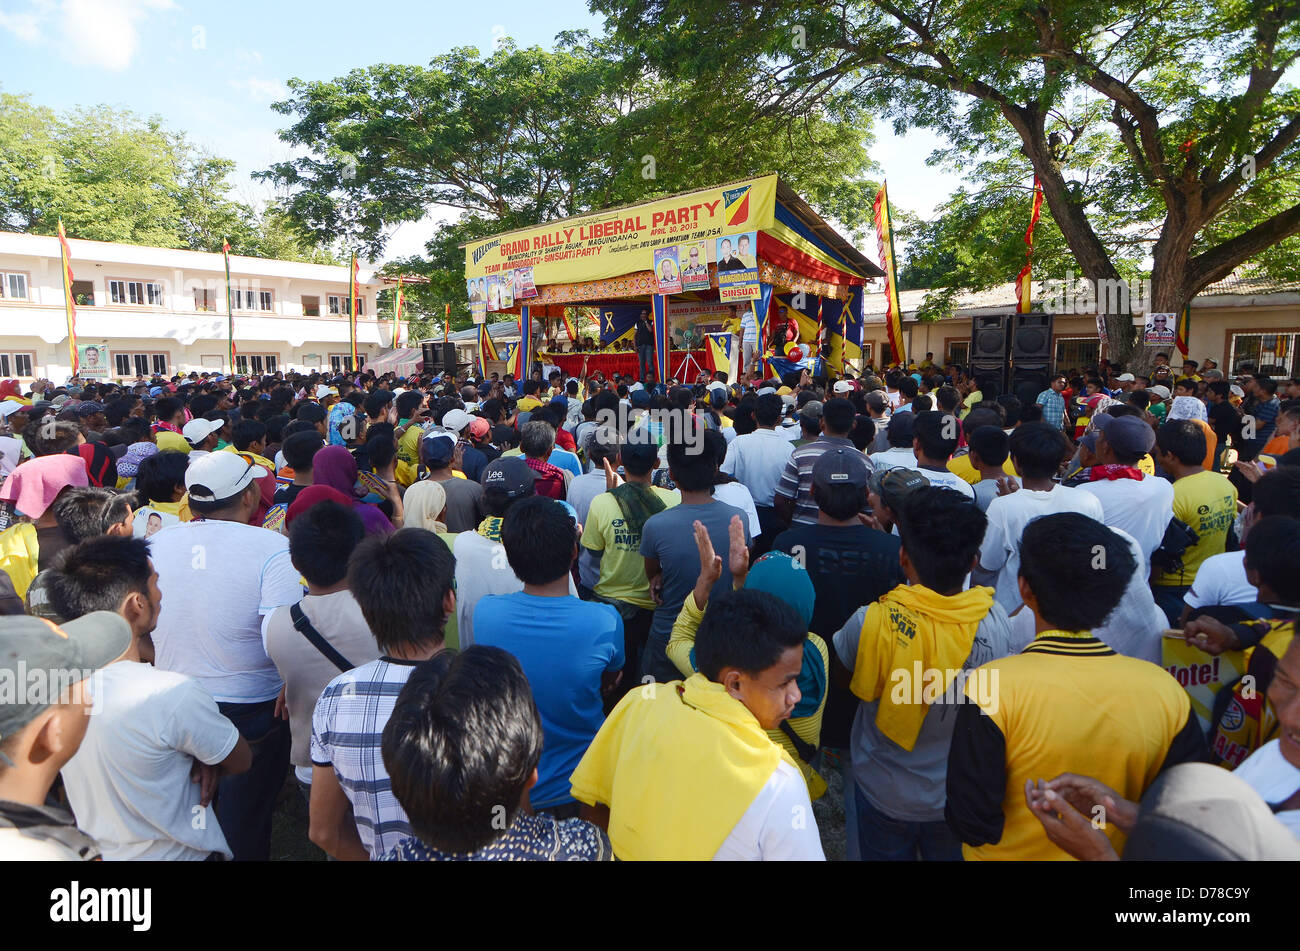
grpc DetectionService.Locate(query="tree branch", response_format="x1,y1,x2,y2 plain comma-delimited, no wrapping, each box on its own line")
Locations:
1187,200,1300,292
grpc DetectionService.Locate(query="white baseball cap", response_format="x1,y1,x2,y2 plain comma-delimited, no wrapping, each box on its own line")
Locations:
442,408,472,433
833,379,854,394
185,450,267,503
315,385,338,399
182,418,224,445
1147,385,1171,400
1117,373,1136,382
0,400,24,419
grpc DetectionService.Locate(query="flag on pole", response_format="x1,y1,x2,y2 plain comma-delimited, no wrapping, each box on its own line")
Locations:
872,183,906,367
1014,177,1044,314
477,321,499,378
517,306,533,379
814,295,826,358
348,253,359,370
57,221,80,376
561,309,579,345
444,303,450,344
392,277,404,347
223,240,236,372
1175,304,1191,358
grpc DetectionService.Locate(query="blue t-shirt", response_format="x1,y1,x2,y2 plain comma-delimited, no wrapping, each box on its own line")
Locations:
473,593,624,807
549,447,582,479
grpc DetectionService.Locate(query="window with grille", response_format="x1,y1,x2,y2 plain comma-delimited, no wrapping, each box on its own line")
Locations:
0,352,35,376
1229,333,1295,378
0,272,29,299
1054,337,1101,370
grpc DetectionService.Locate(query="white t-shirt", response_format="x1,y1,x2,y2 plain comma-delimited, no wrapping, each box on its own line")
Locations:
712,481,761,537
721,428,796,508
60,662,241,861
1077,475,1175,567
710,759,825,861
868,447,918,472
980,485,1105,612
453,530,577,648
1233,740,1300,841
1184,551,1258,609
912,466,976,500
149,520,303,703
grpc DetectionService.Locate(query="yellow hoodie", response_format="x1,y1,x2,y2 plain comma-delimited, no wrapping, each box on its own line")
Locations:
570,672,797,861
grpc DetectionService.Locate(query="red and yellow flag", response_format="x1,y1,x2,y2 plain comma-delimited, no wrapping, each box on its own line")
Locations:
1175,304,1191,358
57,221,79,375
1015,177,1044,314
561,308,579,345
444,303,450,344
348,253,359,368
872,183,906,366
223,240,236,371
392,276,405,347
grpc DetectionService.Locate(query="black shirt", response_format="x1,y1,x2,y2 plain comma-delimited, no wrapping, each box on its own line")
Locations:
773,522,906,747
1208,401,1239,447
634,316,654,348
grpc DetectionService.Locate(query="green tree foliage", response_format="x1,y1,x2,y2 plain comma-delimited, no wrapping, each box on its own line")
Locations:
0,90,332,263
592,0,1300,368
259,32,879,332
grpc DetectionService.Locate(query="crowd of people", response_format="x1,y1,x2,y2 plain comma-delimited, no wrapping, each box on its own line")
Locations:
0,349,1297,862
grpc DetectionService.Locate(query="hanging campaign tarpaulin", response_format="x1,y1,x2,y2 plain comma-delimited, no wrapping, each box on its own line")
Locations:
678,240,710,291
653,246,683,295
512,266,538,300
716,230,760,302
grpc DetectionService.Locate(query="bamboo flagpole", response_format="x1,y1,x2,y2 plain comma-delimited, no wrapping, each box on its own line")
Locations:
57,221,80,376
223,240,236,373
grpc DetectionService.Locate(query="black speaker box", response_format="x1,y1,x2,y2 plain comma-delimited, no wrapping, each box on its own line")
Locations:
1011,312,1053,365
971,314,1010,363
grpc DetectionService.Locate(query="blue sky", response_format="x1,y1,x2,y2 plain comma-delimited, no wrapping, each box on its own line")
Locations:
0,0,962,262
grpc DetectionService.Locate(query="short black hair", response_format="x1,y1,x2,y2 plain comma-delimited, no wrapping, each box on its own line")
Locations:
1245,516,1300,603
1156,419,1207,466
1252,467,1300,519
885,412,915,448
47,535,153,621
913,411,960,461
935,385,960,413
135,450,189,505
848,414,876,452
282,430,324,471
812,478,865,520
348,528,454,652
383,646,543,856
897,487,986,591
666,424,715,492
965,406,1003,431
290,500,364,588
231,418,267,452
822,398,855,436
1008,422,1067,479
1018,513,1135,630
500,496,574,586
755,393,783,427
694,588,806,681
898,377,918,399
395,390,425,421
296,402,327,425
996,394,1022,426
52,487,134,543
367,435,397,470
968,425,1009,467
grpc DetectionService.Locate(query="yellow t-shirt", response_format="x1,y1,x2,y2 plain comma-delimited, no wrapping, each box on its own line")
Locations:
1153,470,1238,587
581,488,679,608
517,396,543,412
947,452,1017,485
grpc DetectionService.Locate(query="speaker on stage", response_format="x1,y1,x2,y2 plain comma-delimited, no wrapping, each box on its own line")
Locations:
420,343,436,372
970,363,1008,401
970,314,1010,363
1011,312,1054,367
439,343,457,375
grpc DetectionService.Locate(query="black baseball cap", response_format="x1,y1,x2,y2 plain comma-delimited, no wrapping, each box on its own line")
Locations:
422,432,457,466
481,456,535,499
868,467,930,511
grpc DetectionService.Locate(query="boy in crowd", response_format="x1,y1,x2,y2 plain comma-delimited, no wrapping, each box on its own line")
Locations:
273,430,324,508
1076,412,1174,569
909,411,975,498
946,513,1208,860
834,487,1014,860
309,528,455,860
571,588,825,860
966,426,1010,512
48,536,252,860
380,647,612,861
474,497,624,816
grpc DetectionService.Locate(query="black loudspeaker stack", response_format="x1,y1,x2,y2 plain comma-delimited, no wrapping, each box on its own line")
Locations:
968,312,1053,400
419,342,459,375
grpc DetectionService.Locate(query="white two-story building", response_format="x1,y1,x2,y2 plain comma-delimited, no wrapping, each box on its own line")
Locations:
0,230,400,382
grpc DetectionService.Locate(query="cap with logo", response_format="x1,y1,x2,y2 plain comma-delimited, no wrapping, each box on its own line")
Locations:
868,467,930,511
833,379,854,394
480,456,535,499
185,450,267,503
0,613,132,763
812,447,870,493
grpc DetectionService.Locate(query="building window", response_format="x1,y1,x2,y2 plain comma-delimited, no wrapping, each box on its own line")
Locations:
194,288,216,312
0,352,35,377
1054,337,1101,370
328,353,364,372
112,352,168,377
947,341,970,367
235,354,279,375
108,280,164,306
881,343,893,367
301,295,320,317
259,290,273,312
70,280,95,306
0,272,29,300
1230,333,1295,378
327,295,363,316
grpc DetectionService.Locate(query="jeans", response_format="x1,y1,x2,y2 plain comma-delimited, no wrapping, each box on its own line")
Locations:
854,783,962,861
1152,584,1191,627
215,698,291,862
637,344,655,384
640,632,681,683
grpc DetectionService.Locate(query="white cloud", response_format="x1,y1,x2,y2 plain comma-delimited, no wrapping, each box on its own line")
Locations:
229,76,289,103
58,0,175,72
0,0,54,44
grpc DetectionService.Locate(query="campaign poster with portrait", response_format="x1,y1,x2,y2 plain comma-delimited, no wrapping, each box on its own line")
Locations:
470,301,488,324
78,344,109,378
498,272,514,310
678,240,710,291
485,275,502,312
512,266,538,300
715,231,759,302
653,246,683,295
1144,313,1176,345
1096,312,1107,342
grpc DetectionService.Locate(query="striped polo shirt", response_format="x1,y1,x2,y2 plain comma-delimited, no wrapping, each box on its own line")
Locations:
774,435,864,526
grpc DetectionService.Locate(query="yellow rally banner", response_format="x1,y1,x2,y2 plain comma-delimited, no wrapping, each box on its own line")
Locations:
464,175,779,288
1161,634,1246,734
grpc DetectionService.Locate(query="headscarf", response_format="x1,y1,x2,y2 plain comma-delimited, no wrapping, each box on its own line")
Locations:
68,442,117,488
285,485,354,527
0,454,90,519
117,442,159,478
1169,395,1208,422
403,480,447,533
309,445,394,535
0,381,26,403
